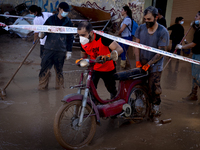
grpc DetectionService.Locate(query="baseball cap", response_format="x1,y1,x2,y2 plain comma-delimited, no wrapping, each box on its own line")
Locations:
58,2,70,12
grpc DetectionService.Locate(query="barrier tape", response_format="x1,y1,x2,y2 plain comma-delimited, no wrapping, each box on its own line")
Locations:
0,14,87,21
0,14,34,19
93,30,200,65
0,22,199,65
0,22,77,34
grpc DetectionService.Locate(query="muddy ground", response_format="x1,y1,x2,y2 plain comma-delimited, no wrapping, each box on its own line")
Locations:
0,33,200,150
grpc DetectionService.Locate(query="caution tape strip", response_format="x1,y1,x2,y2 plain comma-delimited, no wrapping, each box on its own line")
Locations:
93,30,200,65
0,22,77,33
0,14,87,21
0,23,199,65
0,14,34,19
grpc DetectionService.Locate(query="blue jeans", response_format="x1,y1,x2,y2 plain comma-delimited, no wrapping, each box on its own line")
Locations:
191,54,200,87
119,36,132,60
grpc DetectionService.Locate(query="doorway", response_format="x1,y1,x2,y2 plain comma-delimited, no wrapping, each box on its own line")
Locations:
152,0,168,17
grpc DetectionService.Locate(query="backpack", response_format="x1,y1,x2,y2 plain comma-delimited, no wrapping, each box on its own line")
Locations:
127,19,138,36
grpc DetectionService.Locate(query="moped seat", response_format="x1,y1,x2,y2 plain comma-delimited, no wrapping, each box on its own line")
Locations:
113,68,148,80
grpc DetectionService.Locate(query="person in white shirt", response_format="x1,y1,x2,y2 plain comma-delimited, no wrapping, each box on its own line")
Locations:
29,5,52,58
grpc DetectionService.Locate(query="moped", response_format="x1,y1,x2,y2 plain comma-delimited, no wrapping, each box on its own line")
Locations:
54,58,150,150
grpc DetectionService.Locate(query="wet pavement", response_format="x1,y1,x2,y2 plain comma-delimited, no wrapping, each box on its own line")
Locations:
0,34,200,150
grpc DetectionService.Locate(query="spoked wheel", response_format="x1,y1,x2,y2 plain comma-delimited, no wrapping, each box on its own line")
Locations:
54,100,96,149
128,85,150,120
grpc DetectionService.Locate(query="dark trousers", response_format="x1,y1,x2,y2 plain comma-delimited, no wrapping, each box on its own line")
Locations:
170,41,181,55
148,71,162,105
92,69,117,98
40,45,45,58
38,50,66,89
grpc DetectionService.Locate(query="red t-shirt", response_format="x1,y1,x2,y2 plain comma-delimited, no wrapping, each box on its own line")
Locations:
81,33,115,72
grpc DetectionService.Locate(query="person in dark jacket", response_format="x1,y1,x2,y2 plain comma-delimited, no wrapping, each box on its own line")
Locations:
38,2,74,90
157,8,167,28
168,17,184,55
175,11,200,101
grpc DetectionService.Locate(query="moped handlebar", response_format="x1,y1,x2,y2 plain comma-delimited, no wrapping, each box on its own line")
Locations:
76,57,112,68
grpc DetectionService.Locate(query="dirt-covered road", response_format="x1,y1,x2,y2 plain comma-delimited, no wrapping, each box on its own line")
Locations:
0,33,200,150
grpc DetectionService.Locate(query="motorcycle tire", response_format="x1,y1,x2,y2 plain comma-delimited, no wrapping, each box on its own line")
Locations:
54,100,96,149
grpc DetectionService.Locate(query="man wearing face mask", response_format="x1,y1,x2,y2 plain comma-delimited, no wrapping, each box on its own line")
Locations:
38,2,74,90
168,17,184,55
134,6,169,119
77,21,123,99
175,11,200,101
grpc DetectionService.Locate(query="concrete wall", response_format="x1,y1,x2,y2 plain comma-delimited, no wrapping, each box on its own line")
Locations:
1,0,145,24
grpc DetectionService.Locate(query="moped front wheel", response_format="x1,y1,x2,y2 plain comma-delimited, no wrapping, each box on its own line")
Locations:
54,100,96,149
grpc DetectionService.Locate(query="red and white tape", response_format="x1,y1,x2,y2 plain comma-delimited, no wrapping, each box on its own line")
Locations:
0,22,77,34
0,22,199,65
0,14,87,21
0,14,34,19
93,30,200,65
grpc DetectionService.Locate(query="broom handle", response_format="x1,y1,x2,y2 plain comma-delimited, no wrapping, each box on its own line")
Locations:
3,38,39,90
163,26,192,70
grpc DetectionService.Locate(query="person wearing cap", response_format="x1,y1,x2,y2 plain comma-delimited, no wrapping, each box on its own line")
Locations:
38,2,74,90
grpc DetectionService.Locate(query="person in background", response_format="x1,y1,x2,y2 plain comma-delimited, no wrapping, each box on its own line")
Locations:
134,6,169,120
29,5,52,58
157,8,167,28
118,5,133,69
175,11,200,101
38,2,74,90
168,17,184,55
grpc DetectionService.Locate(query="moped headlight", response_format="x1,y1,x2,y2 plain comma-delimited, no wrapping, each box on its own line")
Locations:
80,59,89,67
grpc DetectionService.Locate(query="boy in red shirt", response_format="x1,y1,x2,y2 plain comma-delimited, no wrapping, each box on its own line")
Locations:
77,21,123,98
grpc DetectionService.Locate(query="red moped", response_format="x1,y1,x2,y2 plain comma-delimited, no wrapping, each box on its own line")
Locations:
54,58,150,149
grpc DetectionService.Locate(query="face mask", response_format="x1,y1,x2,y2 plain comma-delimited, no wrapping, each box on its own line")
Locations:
30,14,35,17
80,36,90,45
180,21,184,25
61,11,68,17
195,20,199,25
146,21,155,28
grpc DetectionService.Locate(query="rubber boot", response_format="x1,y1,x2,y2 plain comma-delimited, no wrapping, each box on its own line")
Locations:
183,86,198,101
38,70,51,90
55,72,64,90
151,104,161,123
152,104,161,117
120,60,126,69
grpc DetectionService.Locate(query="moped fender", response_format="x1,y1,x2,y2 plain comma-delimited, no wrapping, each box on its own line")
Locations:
62,93,100,124
126,79,143,101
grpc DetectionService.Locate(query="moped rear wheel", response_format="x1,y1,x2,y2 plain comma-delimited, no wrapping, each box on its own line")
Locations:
128,85,149,119
54,100,96,149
